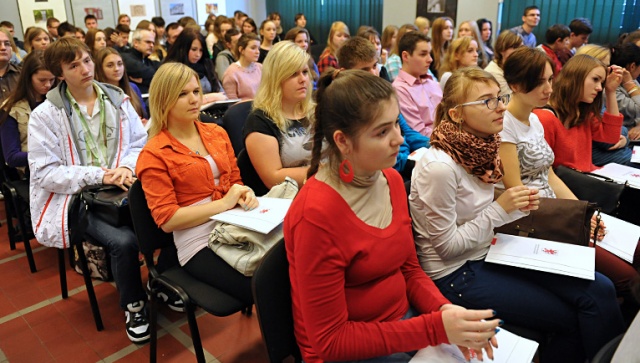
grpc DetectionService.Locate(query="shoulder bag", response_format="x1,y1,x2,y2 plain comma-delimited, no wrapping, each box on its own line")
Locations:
209,177,298,276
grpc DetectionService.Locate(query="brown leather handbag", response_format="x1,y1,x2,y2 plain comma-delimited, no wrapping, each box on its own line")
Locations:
494,197,599,247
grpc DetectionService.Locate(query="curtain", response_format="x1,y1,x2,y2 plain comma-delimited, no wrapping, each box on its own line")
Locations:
266,0,383,47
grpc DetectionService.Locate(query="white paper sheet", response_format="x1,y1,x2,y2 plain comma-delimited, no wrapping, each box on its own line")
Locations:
631,146,640,163
210,197,292,234
592,163,640,188
485,234,596,280
595,213,640,264
410,328,538,363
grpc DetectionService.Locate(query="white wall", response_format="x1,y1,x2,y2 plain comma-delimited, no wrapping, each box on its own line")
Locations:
382,0,500,35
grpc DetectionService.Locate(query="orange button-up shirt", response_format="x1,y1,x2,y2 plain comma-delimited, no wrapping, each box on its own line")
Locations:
136,122,242,227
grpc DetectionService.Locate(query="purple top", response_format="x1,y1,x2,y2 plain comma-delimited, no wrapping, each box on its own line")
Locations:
0,115,27,167
392,70,443,137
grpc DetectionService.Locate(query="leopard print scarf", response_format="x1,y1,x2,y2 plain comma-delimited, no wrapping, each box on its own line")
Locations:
430,121,503,184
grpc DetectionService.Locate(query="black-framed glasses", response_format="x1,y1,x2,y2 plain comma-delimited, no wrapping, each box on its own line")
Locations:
455,94,510,110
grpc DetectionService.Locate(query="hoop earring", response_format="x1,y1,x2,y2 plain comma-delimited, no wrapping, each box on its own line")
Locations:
339,159,354,183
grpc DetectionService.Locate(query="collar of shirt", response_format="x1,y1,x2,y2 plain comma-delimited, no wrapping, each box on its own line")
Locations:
67,82,105,117
397,69,433,86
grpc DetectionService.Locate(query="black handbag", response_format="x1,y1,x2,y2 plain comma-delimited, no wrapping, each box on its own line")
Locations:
494,197,598,246
554,165,625,215
81,186,131,227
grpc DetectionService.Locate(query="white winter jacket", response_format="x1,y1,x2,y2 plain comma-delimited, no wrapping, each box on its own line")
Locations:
28,81,147,249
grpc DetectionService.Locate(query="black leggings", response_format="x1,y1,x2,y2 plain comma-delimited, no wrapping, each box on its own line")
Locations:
183,247,253,305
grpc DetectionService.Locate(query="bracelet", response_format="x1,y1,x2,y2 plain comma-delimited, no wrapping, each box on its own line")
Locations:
629,86,640,94
624,80,636,86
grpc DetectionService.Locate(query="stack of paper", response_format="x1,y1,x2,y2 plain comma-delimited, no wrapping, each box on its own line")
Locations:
410,328,538,363
595,213,640,264
210,197,292,234
592,163,640,188
631,146,640,163
485,233,595,280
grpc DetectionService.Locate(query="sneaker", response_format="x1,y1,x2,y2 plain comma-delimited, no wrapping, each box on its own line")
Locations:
147,281,185,313
125,300,151,343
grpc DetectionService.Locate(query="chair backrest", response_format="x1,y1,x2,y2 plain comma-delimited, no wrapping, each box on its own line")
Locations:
237,148,269,196
222,100,253,156
0,136,22,183
252,239,301,363
128,180,176,263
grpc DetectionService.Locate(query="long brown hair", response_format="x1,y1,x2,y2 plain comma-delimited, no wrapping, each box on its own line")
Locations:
93,47,145,118
308,69,396,178
431,17,454,72
549,54,606,129
1,51,56,124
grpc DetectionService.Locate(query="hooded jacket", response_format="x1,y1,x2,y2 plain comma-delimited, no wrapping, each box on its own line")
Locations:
28,81,147,249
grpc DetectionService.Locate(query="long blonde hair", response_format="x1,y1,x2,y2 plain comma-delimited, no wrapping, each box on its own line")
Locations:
458,20,487,67
253,41,314,132
148,63,201,138
321,21,350,58
439,36,475,74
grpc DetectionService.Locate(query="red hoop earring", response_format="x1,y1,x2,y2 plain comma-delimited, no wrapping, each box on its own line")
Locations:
339,159,354,183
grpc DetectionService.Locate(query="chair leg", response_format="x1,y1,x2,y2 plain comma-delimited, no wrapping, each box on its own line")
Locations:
16,211,36,273
150,288,158,363
74,242,104,331
67,246,75,269
186,305,206,363
58,249,68,299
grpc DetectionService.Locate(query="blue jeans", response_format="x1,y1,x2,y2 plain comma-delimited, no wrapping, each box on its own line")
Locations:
325,308,418,363
592,126,640,168
434,260,624,363
85,213,146,309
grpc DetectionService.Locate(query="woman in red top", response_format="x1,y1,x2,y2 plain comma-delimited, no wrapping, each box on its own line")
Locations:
284,69,501,363
533,54,625,172
136,62,258,305
317,21,350,74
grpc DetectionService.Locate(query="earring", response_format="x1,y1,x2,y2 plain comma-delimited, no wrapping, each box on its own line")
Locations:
458,119,464,132
339,159,354,183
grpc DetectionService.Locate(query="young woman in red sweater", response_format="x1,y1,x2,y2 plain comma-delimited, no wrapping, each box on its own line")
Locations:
533,54,625,172
284,69,501,363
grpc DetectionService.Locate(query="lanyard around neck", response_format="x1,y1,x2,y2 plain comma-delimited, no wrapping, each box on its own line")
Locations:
67,88,108,166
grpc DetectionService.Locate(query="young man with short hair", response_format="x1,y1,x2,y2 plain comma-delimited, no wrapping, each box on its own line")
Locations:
392,32,443,137
84,14,98,29
0,28,20,104
28,37,149,343
538,24,570,74
339,36,430,180
57,21,77,38
510,5,540,48
164,22,183,50
114,24,131,51
569,18,593,54
47,17,60,41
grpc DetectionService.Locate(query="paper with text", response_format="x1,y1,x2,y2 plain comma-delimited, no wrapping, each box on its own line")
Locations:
592,163,640,188
410,328,538,363
210,197,292,234
632,146,640,163
485,234,595,280
594,213,640,264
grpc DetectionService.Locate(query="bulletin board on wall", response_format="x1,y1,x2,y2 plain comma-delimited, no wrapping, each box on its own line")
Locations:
159,0,197,25
70,0,117,30
18,0,67,30
117,0,157,30
195,0,227,25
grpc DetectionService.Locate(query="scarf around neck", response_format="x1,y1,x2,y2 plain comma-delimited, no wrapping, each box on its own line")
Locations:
430,121,503,184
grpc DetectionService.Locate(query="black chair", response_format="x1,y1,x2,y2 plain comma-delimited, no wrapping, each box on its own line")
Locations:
0,138,36,272
222,100,253,156
128,180,252,363
252,239,301,363
237,148,269,196
591,333,624,363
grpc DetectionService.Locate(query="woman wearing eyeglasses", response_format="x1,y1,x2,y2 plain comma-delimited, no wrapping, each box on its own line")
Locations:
409,67,625,363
